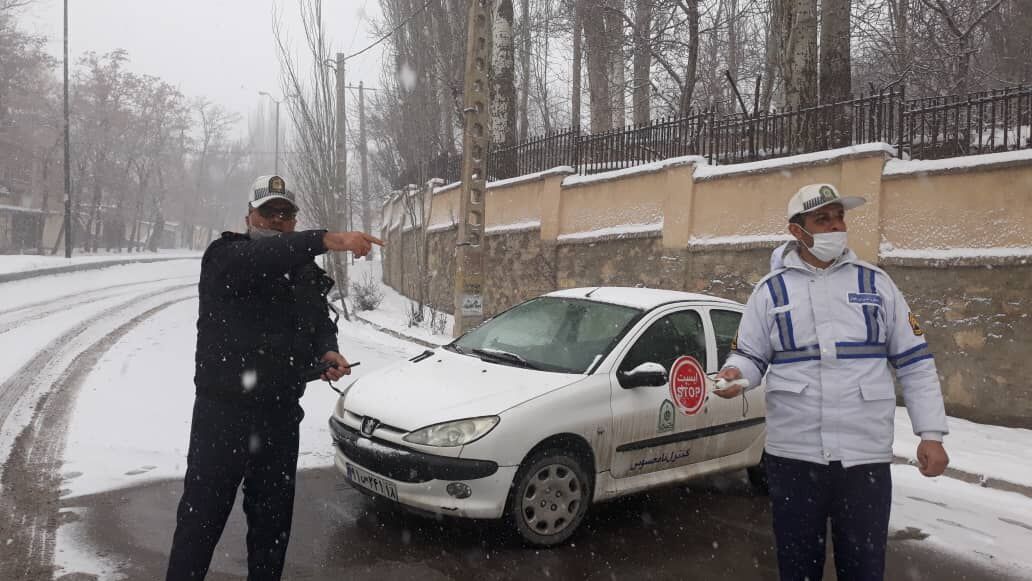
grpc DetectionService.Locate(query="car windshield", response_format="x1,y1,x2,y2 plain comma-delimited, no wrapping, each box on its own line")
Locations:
450,297,642,374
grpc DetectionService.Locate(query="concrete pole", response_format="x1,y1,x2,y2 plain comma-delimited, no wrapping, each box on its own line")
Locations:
453,0,493,336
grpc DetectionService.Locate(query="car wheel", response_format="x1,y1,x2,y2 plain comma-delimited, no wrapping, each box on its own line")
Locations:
746,453,769,495
508,450,592,547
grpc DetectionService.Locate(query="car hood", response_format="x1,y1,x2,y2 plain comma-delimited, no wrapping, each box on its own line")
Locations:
342,349,581,431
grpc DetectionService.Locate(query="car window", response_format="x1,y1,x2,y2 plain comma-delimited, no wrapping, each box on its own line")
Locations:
710,309,742,367
453,297,642,373
619,310,707,374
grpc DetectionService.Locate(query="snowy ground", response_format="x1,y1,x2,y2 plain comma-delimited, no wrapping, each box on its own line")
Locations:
1,255,1031,579
347,258,455,345
0,249,202,275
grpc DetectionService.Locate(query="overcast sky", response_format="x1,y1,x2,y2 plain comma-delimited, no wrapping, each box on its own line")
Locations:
25,0,386,133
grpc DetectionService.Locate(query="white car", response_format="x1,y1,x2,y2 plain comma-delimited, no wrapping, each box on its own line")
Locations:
329,287,767,546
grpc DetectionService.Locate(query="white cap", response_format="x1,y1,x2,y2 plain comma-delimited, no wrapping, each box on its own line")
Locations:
786,183,865,220
249,175,297,209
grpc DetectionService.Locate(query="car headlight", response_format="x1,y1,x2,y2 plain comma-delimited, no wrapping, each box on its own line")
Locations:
403,416,500,447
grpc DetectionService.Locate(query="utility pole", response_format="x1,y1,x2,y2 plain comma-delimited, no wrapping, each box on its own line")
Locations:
258,91,283,174
453,0,494,336
358,81,369,234
346,81,377,234
273,100,280,174
334,52,350,301
63,0,72,258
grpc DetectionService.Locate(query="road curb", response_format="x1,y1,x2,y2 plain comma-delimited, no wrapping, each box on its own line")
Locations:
351,313,441,349
0,256,202,284
892,455,1032,499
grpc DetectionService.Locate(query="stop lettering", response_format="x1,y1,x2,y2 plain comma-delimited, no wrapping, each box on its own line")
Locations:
669,356,706,415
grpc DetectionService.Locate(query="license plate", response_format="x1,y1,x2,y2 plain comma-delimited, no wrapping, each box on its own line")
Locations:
345,463,399,501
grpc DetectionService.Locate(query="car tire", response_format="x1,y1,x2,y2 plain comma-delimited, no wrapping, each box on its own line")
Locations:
508,450,592,547
746,453,769,495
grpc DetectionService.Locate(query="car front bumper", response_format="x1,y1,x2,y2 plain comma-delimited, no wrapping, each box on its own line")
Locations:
329,417,517,519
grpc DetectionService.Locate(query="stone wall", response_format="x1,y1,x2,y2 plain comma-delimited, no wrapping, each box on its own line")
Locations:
887,263,1032,427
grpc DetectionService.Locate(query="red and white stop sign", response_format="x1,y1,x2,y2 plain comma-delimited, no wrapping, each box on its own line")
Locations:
669,356,706,415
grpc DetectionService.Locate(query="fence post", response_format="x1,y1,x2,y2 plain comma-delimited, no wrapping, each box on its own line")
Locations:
897,86,906,159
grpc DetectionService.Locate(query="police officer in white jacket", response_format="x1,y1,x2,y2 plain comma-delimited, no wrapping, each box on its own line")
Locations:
715,183,950,581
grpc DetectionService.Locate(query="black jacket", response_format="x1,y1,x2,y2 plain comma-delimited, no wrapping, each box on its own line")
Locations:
194,230,339,408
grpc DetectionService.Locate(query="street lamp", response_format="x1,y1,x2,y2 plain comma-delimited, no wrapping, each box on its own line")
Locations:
258,91,287,175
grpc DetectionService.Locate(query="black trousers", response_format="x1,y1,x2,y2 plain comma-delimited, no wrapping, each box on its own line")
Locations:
166,396,304,581
765,454,892,581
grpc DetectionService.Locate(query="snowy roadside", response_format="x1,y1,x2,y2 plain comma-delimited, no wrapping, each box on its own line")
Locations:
346,258,454,346
895,408,1032,496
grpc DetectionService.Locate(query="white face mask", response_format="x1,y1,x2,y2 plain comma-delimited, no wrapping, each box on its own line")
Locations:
799,228,848,262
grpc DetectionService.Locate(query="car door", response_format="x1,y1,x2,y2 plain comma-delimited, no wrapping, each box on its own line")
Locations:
608,306,714,479
702,306,767,458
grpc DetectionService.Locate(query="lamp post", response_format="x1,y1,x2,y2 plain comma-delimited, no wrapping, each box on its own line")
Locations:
258,91,283,174
63,0,71,258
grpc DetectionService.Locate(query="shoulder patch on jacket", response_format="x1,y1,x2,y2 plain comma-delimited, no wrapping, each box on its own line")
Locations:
909,312,925,336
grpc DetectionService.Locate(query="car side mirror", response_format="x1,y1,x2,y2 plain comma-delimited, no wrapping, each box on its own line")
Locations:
618,362,668,389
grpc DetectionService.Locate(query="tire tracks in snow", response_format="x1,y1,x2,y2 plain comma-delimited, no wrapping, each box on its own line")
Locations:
0,284,196,580
0,276,195,335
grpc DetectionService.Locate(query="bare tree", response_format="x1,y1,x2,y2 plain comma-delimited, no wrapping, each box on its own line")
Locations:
917,0,1005,94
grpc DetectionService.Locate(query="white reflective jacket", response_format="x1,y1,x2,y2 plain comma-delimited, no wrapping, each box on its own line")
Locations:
724,246,949,467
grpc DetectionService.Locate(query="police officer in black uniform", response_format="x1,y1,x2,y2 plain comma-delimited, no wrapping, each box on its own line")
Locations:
166,175,383,581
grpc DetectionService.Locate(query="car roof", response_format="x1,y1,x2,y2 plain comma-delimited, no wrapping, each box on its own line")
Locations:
544,286,742,311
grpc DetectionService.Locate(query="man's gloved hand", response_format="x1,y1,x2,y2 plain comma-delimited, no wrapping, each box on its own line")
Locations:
321,351,351,381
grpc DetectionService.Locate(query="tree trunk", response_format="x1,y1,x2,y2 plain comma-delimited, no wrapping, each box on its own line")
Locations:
727,0,740,94
518,0,531,142
891,0,910,88
606,0,626,128
819,0,851,104
762,2,779,112
780,0,818,109
491,0,517,167
819,0,851,147
572,0,583,127
679,0,700,115
632,0,652,124
582,0,612,132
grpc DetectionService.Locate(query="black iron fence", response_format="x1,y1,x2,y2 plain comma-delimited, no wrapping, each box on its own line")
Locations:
394,85,1031,187
904,85,1032,160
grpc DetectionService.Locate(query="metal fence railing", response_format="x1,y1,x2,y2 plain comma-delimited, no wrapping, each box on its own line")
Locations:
903,85,1032,160
392,85,1032,188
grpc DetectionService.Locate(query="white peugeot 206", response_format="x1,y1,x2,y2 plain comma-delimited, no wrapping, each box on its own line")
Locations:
329,287,767,546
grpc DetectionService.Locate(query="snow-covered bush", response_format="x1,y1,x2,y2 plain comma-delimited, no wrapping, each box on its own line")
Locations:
350,272,384,311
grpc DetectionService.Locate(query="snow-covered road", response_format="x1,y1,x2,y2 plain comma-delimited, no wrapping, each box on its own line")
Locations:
0,257,1030,580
